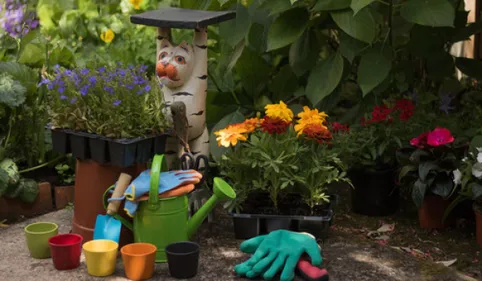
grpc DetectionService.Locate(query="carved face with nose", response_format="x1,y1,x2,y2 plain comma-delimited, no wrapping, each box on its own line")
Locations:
156,39,194,89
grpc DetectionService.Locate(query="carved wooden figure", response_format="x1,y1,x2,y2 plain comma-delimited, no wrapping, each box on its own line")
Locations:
156,27,209,167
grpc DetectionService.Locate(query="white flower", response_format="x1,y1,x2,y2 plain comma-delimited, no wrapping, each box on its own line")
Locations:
472,163,482,179
453,169,462,185
477,152,482,163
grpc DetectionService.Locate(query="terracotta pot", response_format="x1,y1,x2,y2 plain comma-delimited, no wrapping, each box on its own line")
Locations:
0,182,53,221
54,185,75,210
71,160,145,247
418,195,455,229
475,203,482,248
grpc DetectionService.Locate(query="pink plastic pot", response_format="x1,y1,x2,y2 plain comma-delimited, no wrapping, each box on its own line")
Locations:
48,234,83,270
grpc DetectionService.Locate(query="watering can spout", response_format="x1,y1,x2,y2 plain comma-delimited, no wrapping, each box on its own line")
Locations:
186,177,236,238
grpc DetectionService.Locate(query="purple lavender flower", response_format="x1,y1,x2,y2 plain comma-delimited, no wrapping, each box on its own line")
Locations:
113,100,122,106
117,69,126,77
64,69,73,76
126,84,134,90
144,85,151,92
47,83,54,90
103,86,114,94
136,89,144,95
80,69,89,75
60,95,67,100
140,65,148,72
80,86,89,96
58,86,65,93
98,67,106,73
38,78,50,87
70,97,77,104
88,76,97,85
0,1,38,38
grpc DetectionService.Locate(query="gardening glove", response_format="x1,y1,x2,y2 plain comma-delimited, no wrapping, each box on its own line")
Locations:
234,230,322,281
118,169,202,217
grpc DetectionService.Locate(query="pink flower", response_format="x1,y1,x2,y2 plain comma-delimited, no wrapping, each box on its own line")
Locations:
410,132,429,148
427,127,454,147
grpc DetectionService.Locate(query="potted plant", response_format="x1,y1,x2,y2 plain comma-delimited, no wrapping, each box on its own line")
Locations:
334,99,417,216
398,127,466,229
41,63,171,167
449,144,482,247
215,102,351,239
53,156,75,210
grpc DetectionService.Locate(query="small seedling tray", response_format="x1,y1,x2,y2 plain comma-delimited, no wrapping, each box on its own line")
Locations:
49,126,169,167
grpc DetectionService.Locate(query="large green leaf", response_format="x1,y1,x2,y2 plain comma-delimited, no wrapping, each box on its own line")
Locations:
260,0,292,15
209,111,246,161
0,62,38,94
412,179,427,209
18,178,39,203
313,0,351,11
339,31,367,63
357,46,392,96
219,4,251,47
0,169,9,196
49,47,75,68
247,23,269,53
400,0,455,27
331,8,376,43
269,65,298,102
17,43,45,67
267,7,309,51
451,21,482,43
235,47,271,97
305,51,344,106
399,164,417,181
455,57,482,80
418,162,438,182
431,174,454,199
180,0,211,10
351,0,376,15
289,29,320,76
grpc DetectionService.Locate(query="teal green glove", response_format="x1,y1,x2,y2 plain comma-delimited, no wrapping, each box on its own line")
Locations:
234,230,322,281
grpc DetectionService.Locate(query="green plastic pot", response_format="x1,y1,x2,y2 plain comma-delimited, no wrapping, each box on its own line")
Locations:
24,222,59,258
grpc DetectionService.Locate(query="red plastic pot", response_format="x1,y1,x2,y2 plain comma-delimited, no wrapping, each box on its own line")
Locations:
48,234,83,270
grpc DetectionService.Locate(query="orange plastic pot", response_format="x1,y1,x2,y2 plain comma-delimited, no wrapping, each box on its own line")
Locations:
121,243,157,280
418,195,454,229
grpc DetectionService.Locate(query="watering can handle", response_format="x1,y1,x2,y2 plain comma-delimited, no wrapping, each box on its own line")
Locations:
147,154,167,210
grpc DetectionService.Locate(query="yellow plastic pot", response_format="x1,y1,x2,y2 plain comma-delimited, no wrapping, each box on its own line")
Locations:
82,239,118,276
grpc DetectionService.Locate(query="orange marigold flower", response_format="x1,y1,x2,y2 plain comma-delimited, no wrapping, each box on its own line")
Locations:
214,123,249,147
294,106,328,136
241,118,261,133
303,124,333,144
265,101,294,123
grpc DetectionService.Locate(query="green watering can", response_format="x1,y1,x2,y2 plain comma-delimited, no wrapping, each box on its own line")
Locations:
103,154,236,262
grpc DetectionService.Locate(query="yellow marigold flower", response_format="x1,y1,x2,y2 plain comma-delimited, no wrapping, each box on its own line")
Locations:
294,106,329,137
265,101,294,123
241,118,261,133
214,124,249,148
100,29,115,43
297,106,328,121
129,0,143,9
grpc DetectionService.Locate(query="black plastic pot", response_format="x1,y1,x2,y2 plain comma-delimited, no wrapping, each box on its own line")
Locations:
51,129,70,154
136,138,154,163
69,133,90,160
165,241,200,279
349,168,399,216
108,141,137,168
153,135,167,154
232,215,261,240
88,138,109,164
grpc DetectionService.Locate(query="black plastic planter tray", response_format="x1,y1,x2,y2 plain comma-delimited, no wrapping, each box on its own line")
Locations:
230,209,334,240
230,194,338,240
49,126,170,167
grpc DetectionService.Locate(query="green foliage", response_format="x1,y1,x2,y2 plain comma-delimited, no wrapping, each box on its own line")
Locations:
44,64,170,139
218,126,350,212
0,73,27,107
55,157,75,185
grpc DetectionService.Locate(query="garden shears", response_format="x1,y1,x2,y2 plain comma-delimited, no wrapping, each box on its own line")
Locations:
180,152,209,184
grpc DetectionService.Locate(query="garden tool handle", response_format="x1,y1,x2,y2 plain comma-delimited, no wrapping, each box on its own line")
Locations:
106,173,132,216
148,154,167,210
296,256,329,281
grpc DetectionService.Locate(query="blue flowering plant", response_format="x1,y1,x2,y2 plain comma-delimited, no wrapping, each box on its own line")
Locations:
42,63,170,139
